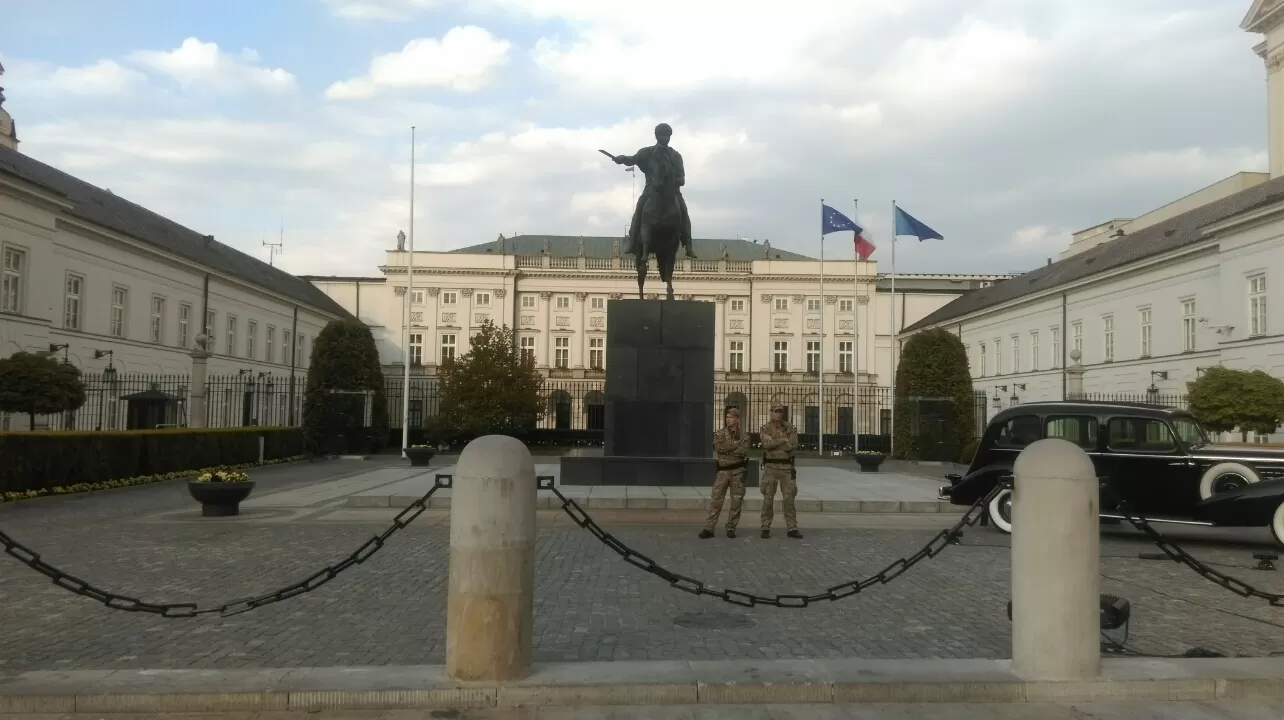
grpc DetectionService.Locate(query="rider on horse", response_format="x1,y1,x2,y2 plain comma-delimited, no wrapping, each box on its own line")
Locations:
613,123,697,260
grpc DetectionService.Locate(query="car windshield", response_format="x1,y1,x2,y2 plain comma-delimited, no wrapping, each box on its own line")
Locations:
1172,417,1208,449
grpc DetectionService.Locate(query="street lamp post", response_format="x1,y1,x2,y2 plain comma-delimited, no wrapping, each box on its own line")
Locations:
94,349,115,431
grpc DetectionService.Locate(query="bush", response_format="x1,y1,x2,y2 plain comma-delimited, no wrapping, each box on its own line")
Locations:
0,427,302,494
438,321,544,442
892,328,976,460
0,352,86,429
303,320,388,456
1187,366,1284,442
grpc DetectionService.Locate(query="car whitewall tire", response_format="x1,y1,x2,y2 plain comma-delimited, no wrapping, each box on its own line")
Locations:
1271,501,1284,549
1199,462,1260,500
988,488,1013,534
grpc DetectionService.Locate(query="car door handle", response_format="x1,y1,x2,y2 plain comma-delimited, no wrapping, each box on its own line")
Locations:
1167,461,1191,467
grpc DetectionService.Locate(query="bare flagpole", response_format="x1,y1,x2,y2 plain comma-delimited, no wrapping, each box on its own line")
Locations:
401,126,416,457
889,199,897,454
853,198,860,455
819,199,825,457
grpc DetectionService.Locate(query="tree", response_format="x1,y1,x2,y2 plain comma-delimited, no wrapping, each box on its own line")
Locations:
0,352,87,430
891,328,976,461
1187,367,1284,441
302,320,388,455
438,320,544,440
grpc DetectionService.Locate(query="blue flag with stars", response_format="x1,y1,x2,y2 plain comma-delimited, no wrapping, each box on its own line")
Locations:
822,204,862,235
893,206,944,241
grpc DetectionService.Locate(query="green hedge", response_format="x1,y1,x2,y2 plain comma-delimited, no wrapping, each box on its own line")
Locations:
0,427,303,493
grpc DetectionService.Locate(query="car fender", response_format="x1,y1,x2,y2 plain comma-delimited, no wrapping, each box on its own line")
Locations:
948,463,1013,506
1192,476,1284,527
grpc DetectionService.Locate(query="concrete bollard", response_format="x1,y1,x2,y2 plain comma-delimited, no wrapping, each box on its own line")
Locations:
1011,438,1100,680
446,435,537,681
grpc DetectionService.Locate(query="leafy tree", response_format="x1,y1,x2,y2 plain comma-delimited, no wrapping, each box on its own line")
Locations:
0,352,87,430
1187,367,1284,441
302,320,388,455
892,328,976,461
438,320,544,440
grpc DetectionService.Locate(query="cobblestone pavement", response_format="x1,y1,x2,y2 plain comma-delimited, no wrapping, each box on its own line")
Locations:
2,462,1284,671
4,703,1284,719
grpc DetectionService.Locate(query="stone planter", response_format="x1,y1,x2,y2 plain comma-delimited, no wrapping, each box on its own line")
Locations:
855,454,886,473
406,448,436,467
188,480,255,517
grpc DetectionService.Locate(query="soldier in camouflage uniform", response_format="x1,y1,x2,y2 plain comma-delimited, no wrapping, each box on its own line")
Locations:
759,403,803,539
700,406,750,539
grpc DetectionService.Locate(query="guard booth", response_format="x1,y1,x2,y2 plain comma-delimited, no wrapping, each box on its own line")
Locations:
121,388,184,429
906,396,959,462
322,389,376,455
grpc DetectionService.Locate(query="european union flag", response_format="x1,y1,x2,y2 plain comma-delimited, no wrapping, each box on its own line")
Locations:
893,206,944,241
822,204,862,235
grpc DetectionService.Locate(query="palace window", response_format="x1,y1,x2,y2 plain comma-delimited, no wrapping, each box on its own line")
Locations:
730,299,745,312
247,320,257,359
520,336,535,362
476,292,491,306
589,337,604,369
1050,326,1060,368
591,296,605,310
728,340,745,372
227,315,238,356
1102,315,1114,362
1030,331,1039,372
64,274,84,330
522,295,536,308
838,340,853,373
772,341,789,372
806,341,820,373
1,246,25,314
442,291,458,305
807,298,821,312
206,310,217,351
1182,299,1197,351
1139,307,1152,357
556,295,570,310
839,298,853,312
1011,334,1020,373
1250,275,1267,336
554,336,569,368
180,304,192,348
266,325,275,360
111,286,129,338
151,296,165,344
774,297,788,311
1071,322,1082,353
441,334,456,363
409,333,423,365
979,343,987,376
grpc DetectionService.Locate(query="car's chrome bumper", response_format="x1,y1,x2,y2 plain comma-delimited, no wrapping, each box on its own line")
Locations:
938,485,952,501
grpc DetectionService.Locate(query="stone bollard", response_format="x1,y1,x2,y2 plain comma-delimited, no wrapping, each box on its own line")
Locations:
1011,438,1100,680
446,435,537,681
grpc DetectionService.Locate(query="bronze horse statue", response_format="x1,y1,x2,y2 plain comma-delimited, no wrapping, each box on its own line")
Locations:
599,141,685,300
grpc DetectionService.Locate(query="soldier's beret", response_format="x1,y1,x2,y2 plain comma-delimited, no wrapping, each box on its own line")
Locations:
771,403,786,411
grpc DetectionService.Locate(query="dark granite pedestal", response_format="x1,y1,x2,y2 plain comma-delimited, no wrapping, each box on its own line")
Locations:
560,299,757,487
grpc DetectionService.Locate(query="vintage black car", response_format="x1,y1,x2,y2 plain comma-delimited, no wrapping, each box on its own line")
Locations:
940,401,1284,546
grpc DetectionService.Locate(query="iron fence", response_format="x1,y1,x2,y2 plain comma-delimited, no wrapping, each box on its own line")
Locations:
1068,392,1190,410
2,372,307,432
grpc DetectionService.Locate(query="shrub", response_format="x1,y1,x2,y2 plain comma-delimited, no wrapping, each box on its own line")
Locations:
0,427,302,494
303,320,388,456
0,352,86,429
892,328,976,460
1187,367,1284,442
438,321,544,442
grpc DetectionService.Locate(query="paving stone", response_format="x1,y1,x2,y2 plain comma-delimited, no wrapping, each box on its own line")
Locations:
1,462,1282,672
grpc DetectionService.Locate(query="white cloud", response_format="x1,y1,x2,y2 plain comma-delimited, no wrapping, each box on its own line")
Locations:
325,27,511,99
322,0,437,20
4,59,147,96
130,38,296,93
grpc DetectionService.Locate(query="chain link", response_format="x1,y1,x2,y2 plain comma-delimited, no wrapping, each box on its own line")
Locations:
1099,481,1284,607
0,476,452,618
540,475,1002,608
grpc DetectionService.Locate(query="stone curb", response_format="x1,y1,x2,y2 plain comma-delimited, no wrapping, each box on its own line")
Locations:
4,659,1283,713
348,496,957,514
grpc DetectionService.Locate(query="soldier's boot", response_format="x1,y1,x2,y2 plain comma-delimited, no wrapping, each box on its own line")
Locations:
760,529,771,539
698,529,715,539
726,528,736,538
787,529,803,539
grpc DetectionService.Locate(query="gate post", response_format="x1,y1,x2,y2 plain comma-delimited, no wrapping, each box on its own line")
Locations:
188,334,210,429
1011,438,1100,680
446,435,537,681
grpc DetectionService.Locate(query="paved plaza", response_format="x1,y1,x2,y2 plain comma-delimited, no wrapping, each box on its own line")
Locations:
1,459,1283,673
2,702,1284,719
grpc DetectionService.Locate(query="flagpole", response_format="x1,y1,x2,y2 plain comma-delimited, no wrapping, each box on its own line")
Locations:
889,200,897,456
401,126,415,457
853,199,860,455
818,199,825,457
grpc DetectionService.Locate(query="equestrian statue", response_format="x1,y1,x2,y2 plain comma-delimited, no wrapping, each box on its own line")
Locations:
599,123,696,300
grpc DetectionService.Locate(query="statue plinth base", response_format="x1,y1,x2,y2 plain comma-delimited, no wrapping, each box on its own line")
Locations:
560,299,731,486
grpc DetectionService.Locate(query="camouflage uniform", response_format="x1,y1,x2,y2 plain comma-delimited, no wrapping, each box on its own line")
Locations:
706,420,750,533
759,408,800,533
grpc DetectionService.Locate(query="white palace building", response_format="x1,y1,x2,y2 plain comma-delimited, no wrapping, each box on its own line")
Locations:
900,2,1284,435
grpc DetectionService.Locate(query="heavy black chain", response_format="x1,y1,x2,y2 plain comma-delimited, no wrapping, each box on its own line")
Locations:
1100,481,1284,607
0,475,453,618
538,476,1001,608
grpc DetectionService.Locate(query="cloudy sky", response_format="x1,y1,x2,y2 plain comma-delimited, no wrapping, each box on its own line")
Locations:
0,0,1269,277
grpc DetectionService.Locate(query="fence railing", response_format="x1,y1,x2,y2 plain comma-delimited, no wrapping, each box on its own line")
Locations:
1071,392,1190,410
2,372,307,432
